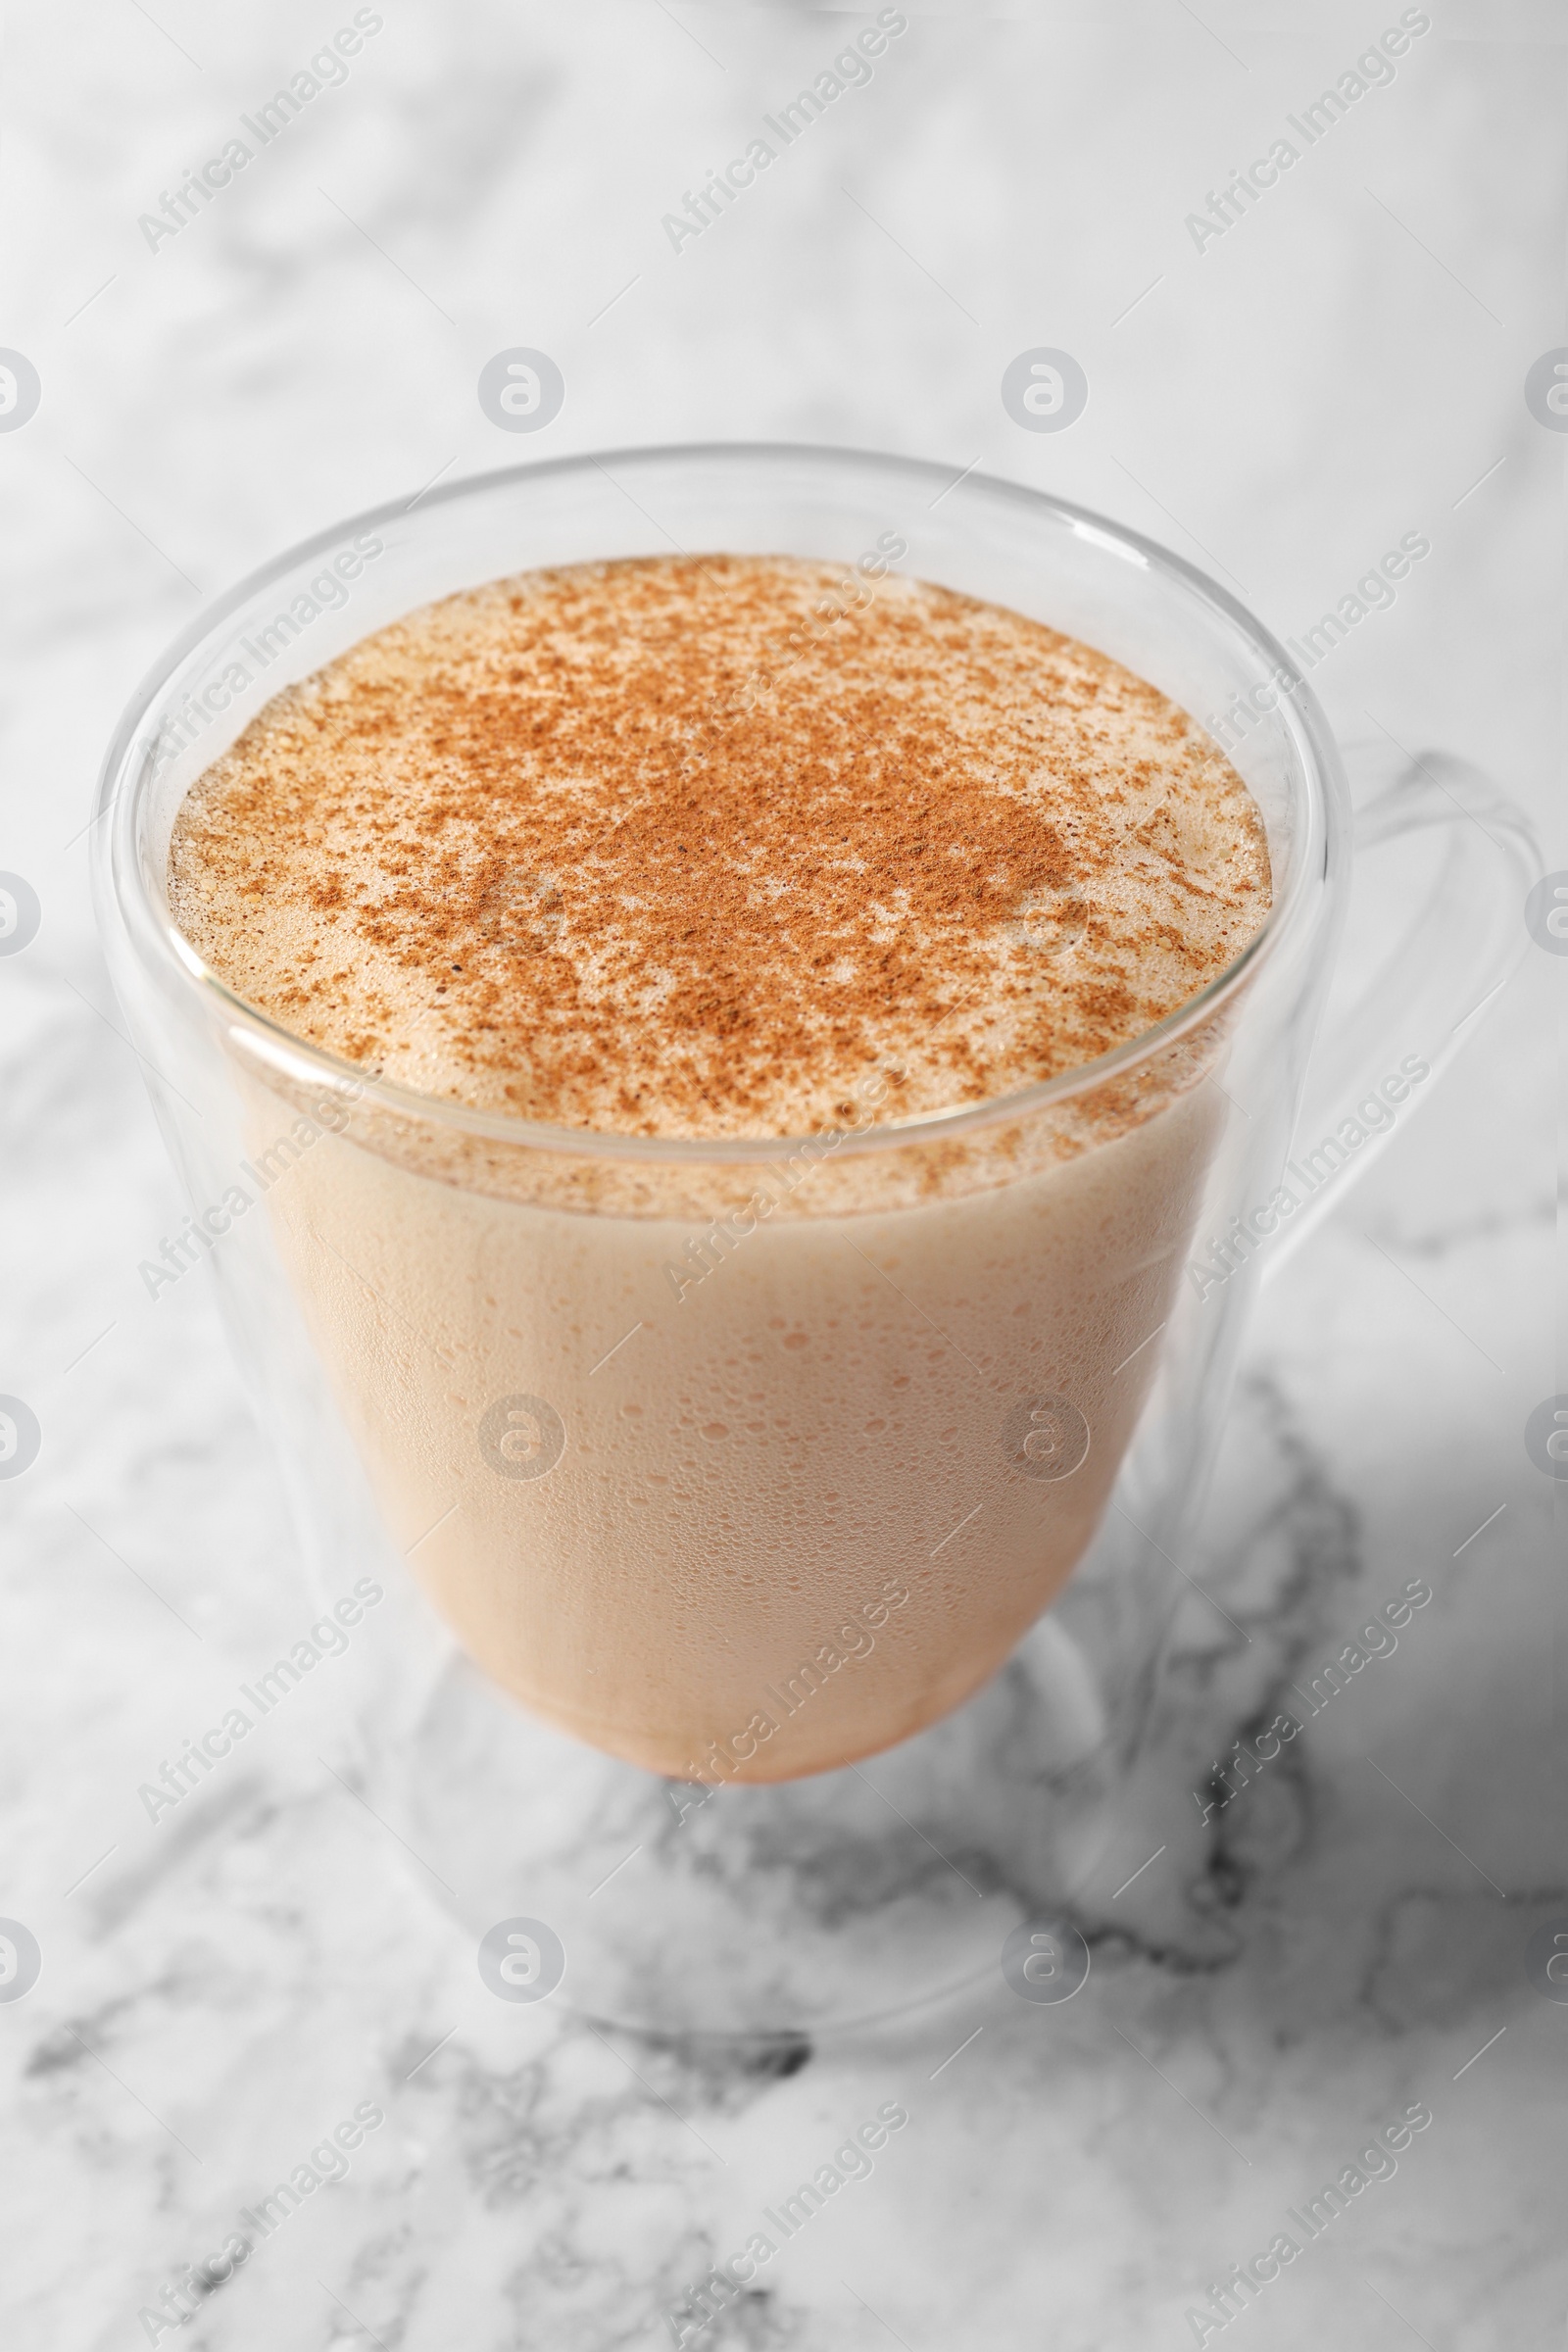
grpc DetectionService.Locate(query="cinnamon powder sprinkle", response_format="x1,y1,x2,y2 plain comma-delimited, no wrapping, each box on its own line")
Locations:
168,554,1272,1140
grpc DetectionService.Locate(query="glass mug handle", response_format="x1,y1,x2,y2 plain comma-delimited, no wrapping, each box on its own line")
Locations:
1261,744,1540,1280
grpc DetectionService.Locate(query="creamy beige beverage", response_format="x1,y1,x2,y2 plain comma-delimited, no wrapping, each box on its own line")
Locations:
169,554,1270,1780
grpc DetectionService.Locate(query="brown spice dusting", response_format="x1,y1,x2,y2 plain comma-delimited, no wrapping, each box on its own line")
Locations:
168,554,1272,1139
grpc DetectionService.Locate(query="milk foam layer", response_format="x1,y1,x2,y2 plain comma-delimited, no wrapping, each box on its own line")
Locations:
170,555,1270,1138
171,557,1271,1779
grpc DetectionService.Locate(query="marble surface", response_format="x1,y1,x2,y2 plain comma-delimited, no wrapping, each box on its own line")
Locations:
2,5,1563,2347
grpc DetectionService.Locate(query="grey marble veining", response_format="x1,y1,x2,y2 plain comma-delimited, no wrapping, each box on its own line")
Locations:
1,5,1563,2347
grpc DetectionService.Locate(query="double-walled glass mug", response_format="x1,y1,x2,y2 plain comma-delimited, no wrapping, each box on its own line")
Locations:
93,446,1534,2038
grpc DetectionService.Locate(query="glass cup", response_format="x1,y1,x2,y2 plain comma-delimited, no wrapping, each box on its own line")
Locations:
92,445,1535,2037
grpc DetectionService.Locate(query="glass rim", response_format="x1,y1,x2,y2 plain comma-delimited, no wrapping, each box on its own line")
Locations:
94,438,1342,1169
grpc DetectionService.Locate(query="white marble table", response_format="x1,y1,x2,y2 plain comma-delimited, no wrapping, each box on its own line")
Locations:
2,6,1561,2346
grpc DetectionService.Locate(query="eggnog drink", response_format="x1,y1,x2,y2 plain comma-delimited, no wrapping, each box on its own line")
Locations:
168,554,1270,1780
